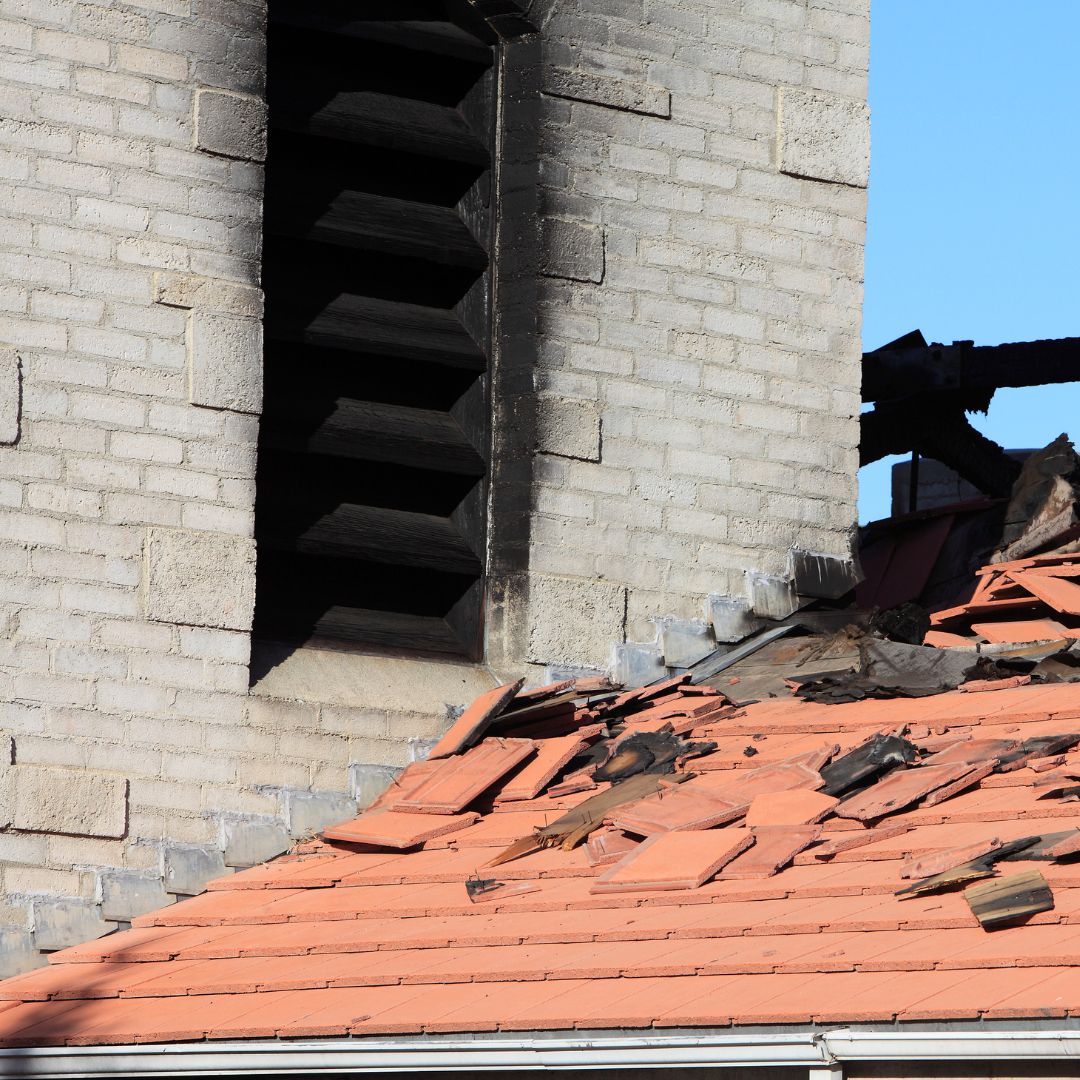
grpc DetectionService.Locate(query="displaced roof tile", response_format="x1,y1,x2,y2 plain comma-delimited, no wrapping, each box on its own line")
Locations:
835,763,985,822
426,680,525,760
591,829,753,894
744,788,837,827
321,809,481,848
391,738,535,814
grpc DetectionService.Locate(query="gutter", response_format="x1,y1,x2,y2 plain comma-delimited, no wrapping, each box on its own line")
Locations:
6,1028,1080,1079
0,1032,827,1078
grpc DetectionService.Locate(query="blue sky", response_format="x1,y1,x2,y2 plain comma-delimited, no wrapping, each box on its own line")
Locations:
858,1,1080,523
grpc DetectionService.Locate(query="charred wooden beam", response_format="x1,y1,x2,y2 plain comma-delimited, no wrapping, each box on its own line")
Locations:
863,333,1080,404
860,403,1022,499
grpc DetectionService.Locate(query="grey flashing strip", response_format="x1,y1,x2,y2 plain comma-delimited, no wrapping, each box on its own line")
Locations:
688,624,797,684
10,1029,1080,1078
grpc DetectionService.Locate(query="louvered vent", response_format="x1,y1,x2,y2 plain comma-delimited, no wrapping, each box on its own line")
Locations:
255,1,496,658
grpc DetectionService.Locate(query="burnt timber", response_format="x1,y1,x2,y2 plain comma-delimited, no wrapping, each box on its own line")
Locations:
860,332,1080,500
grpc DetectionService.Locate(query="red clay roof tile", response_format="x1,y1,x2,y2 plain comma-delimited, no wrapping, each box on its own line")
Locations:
322,809,481,848
390,738,535,814
495,732,590,803
592,829,753,894
971,618,1071,643
426,679,524,760
1009,571,1080,616
835,762,985,822
744,788,837,827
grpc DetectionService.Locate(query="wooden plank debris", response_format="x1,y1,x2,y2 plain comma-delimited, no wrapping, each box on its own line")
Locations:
964,869,1054,929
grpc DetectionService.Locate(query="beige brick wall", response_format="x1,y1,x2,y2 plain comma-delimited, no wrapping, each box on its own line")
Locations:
489,0,869,675
0,0,869,971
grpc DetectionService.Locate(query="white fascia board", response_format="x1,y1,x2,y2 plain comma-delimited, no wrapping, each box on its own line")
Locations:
823,1029,1080,1061
9,1028,1080,1079
0,1033,828,1078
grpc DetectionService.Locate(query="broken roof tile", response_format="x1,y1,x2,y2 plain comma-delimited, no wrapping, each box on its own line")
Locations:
495,733,590,803
606,784,744,836
1009,571,1080,616
924,630,977,648
585,828,639,867
971,618,1071,644
959,675,1034,693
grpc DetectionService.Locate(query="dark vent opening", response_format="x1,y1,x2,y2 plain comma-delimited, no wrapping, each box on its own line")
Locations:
254,1,495,661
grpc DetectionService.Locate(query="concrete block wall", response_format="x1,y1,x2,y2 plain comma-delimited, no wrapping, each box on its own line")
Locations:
0,0,869,971
488,0,870,677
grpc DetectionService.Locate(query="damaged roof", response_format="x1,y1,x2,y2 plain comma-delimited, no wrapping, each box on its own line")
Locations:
6,650,1080,1046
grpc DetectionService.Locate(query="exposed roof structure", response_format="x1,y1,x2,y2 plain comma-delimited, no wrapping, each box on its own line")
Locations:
5,651,1080,1049
861,332,1080,500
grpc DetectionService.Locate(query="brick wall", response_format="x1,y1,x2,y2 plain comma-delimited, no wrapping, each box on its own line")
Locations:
0,0,869,972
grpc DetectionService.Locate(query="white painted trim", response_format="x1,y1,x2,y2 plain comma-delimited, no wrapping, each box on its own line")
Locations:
822,1029,1080,1061
0,1032,827,1077
6,1028,1080,1078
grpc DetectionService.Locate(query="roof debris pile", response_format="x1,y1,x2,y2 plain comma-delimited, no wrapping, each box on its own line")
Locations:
858,435,1080,619
926,552,1080,662
9,650,1080,1042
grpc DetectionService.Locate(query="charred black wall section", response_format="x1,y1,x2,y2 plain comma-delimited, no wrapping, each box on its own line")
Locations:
255,2,497,658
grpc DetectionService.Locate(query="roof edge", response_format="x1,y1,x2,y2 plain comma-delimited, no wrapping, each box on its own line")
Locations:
9,1029,1080,1078
0,1032,827,1077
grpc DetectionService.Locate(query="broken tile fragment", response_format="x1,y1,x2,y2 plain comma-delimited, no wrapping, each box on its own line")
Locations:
585,828,639,867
